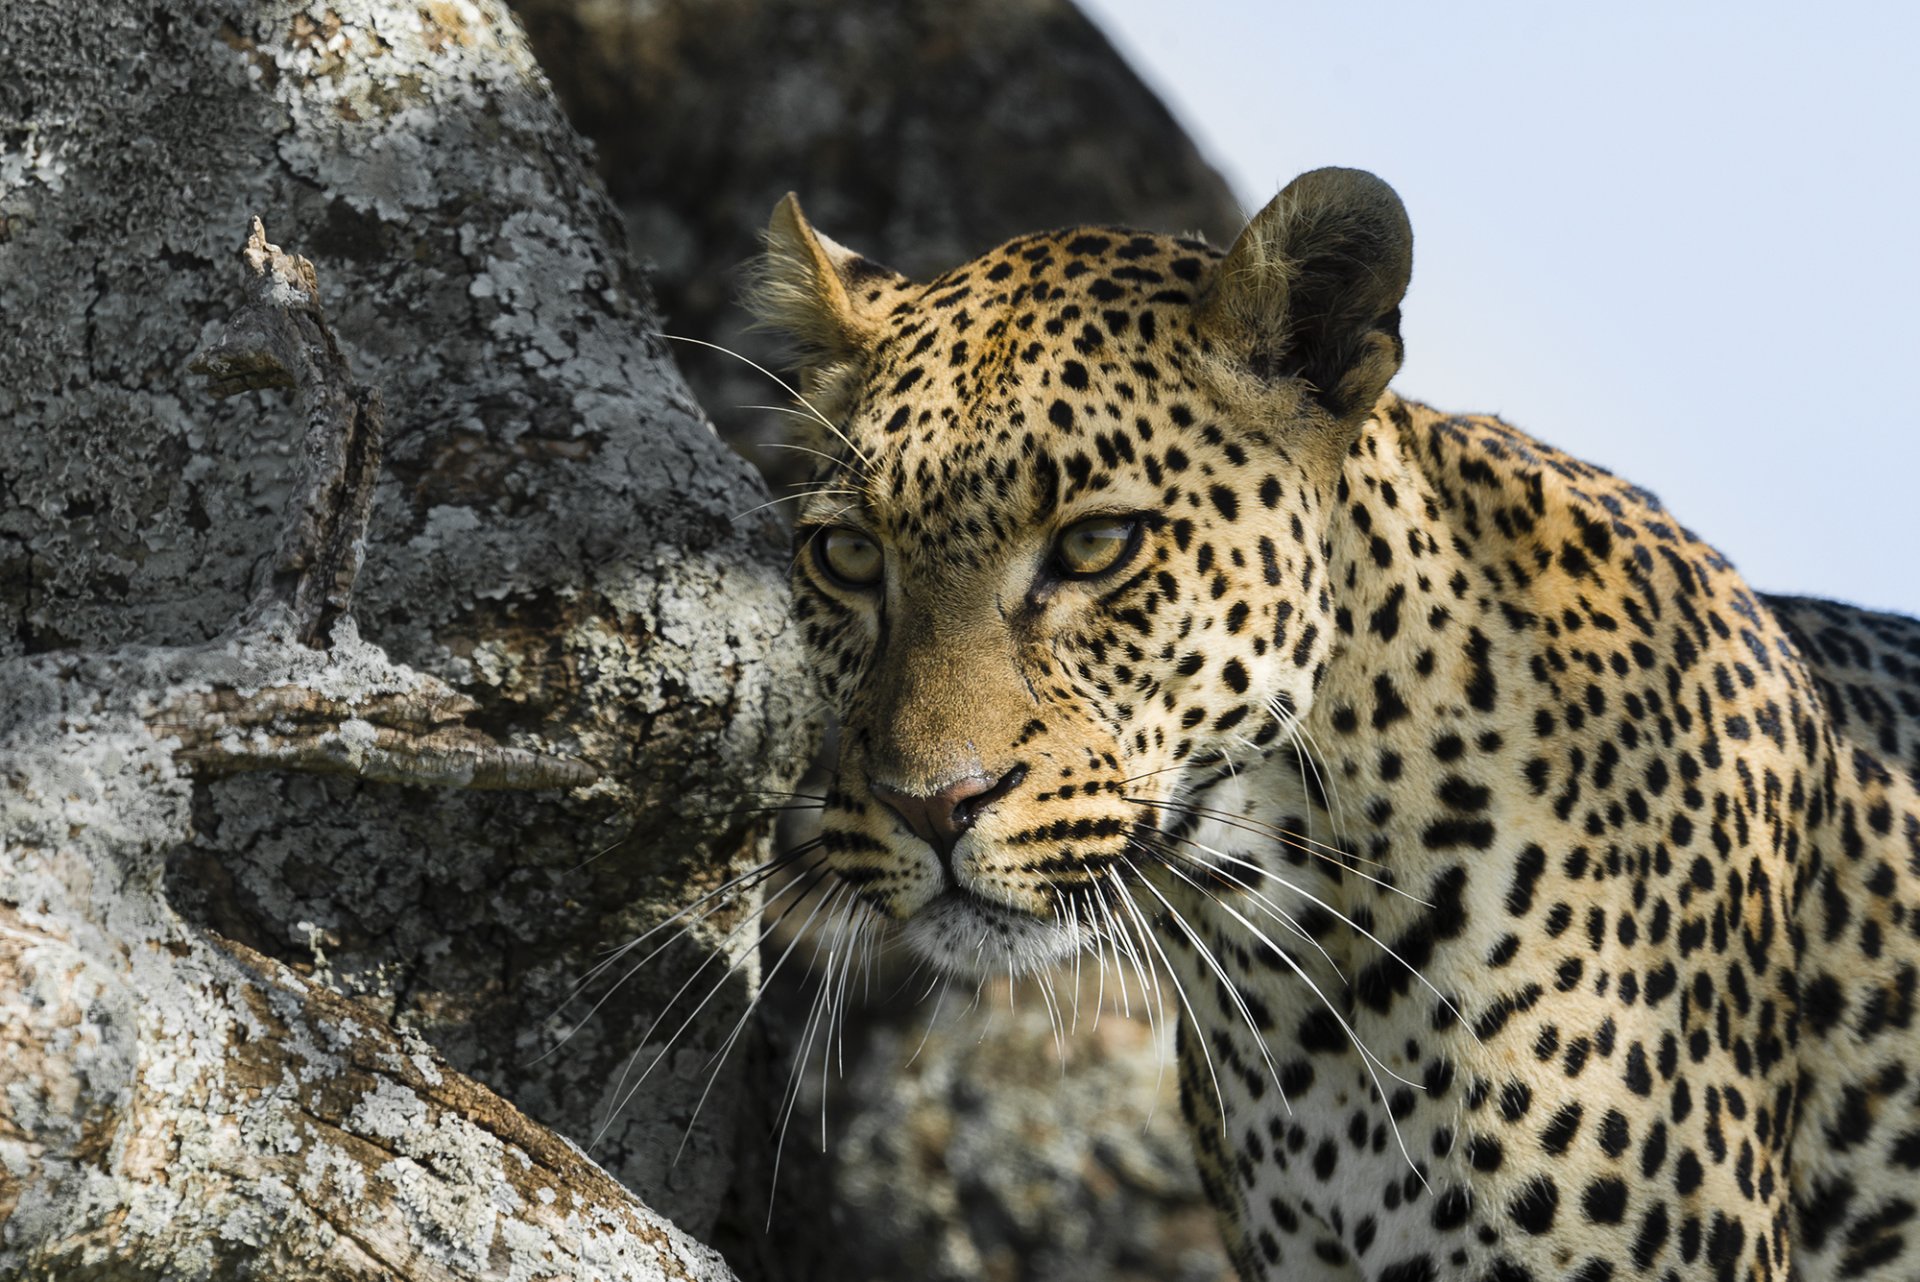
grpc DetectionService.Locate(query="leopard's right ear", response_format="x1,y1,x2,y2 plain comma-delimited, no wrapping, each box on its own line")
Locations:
745,194,908,373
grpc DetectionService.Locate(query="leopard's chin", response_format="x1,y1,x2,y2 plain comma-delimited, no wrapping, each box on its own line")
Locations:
900,888,1082,980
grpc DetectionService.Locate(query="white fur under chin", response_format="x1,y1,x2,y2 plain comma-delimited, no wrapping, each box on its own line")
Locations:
900,891,1082,980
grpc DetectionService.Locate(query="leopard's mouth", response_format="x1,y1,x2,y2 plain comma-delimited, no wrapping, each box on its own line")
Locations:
899,885,1084,979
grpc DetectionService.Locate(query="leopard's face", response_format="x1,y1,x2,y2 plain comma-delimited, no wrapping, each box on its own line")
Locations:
757,172,1411,979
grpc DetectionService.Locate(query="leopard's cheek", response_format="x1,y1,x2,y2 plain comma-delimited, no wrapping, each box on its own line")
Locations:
790,580,879,713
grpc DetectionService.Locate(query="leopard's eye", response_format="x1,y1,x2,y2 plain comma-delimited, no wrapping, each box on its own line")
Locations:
1055,515,1141,579
816,526,883,588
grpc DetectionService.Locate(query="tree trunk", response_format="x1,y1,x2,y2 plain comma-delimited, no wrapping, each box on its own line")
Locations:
0,0,809,1271
501,2,1247,1277
511,0,1245,495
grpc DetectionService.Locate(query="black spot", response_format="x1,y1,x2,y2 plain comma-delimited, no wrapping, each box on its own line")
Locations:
1430,1186,1472,1232
1463,627,1497,711
1582,1176,1628,1224
1297,1009,1344,1053
1892,1129,1920,1169
1482,1260,1535,1282
1632,1202,1671,1270
1803,972,1847,1036
1061,359,1089,389
1209,484,1239,520
1049,399,1074,430
1437,776,1491,811
1508,1176,1559,1234
1599,1109,1630,1158
1705,1212,1745,1282
1674,1149,1703,1195
1623,1043,1653,1095
1540,1103,1583,1154
1798,1175,1854,1251
1369,584,1406,641
1258,536,1283,585
1373,675,1412,729
1505,845,1547,915
1422,819,1495,850
1381,1254,1439,1282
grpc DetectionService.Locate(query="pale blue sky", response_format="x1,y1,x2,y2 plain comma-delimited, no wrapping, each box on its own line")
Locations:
1079,1,1919,615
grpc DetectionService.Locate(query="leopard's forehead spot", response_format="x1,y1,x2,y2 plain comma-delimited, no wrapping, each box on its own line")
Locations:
828,228,1226,551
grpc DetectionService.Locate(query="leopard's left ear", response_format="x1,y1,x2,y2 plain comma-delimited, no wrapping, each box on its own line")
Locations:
1199,168,1413,422
745,193,908,374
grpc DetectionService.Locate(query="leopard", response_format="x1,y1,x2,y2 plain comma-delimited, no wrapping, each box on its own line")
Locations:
741,166,1920,1282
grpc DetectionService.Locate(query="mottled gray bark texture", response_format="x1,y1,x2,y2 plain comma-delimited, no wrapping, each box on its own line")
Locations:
510,0,1246,490
0,0,811,1267
497,2,1246,1276
1,641,731,1279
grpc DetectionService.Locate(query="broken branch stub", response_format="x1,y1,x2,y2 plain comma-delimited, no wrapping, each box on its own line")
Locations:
192,218,384,648
166,221,593,793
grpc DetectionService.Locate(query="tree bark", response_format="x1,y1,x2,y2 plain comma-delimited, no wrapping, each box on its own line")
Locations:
0,0,809,1269
501,3,1246,1276
510,0,1247,493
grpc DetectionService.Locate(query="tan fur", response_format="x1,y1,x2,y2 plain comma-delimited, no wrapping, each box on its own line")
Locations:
743,169,1920,1282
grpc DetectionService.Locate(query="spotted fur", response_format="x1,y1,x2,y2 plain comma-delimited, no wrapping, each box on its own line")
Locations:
746,169,1920,1282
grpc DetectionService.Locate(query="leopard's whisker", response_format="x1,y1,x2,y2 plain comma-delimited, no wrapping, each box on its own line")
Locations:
1127,796,1412,898
1131,828,1346,983
1281,722,1332,854
1034,958,1068,1071
671,868,860,1165
1133,786,1385,870
1089,877,1138,1022
819,890,866,1143
1090,876,1171,1119
1065,894,1085,1034
655,332,871,469
906,970,956,1069
735,787,831,803
1153,828,1473,1039
1105,863,1228,1138
1118,851,1297,1119
1082,890,1110,1031
768,902,846,1226
536,843,821,1063
596,863,837,1148
1126,844,1435,1189
730,487,856,524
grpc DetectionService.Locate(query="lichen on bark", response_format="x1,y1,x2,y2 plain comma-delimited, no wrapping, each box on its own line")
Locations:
0,0,811,1268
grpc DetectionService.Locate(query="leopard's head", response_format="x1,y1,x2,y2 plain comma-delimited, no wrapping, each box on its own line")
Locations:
747,169,1412,978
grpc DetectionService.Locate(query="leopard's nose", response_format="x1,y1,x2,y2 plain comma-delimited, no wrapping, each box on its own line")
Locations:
872,764,1028,864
